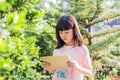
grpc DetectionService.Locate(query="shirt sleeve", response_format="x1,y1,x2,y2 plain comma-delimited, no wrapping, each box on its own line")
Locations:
81,45,92,71
53,49,57,56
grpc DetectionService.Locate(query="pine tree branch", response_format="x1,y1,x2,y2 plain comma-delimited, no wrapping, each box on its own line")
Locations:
90,0,103,21
88,32,120,52
93,11,120,24
93,27,120,37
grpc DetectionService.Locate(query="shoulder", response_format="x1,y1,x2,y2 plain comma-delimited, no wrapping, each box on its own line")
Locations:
54,47,63,52
53,47,63,56
78,45,88,51
77,45,89,55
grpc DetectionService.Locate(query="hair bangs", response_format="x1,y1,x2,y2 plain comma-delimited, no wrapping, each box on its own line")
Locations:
59,24,71,31
57,16,73,31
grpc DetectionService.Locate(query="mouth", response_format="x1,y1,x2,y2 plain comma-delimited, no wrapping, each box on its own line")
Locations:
63,38,67,40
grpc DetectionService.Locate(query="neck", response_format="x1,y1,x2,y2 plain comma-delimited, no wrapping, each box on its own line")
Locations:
65,41,75,46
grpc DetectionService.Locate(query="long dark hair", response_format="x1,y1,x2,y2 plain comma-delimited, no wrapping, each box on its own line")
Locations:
55,15,83,49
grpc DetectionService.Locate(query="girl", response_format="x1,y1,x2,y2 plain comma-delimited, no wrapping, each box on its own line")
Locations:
42,15,92,80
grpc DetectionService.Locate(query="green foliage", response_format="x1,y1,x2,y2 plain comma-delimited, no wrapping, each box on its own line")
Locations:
0,36,42,79
0,28,43,79
44,2,62,28
68,0,120,45
89,26,120,79
1,0,120,80
37,33,56,57
5,12,26,36
0,0,48,79
68,0,120,24
88,31,120,52
0,1,12,11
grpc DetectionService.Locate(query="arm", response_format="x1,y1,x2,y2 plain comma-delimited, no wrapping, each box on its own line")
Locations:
41,61,56,73
41,49,57,73
67,46,93,77
67,60,92,77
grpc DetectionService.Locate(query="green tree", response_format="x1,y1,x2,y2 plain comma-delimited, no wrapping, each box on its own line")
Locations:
68,0,120,45
0,0,49,79
89,26,120,80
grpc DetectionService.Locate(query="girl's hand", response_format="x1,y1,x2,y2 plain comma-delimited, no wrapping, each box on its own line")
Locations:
67,60,80,70
41,61,51,69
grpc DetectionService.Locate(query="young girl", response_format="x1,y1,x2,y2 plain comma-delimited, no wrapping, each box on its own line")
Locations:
42,15,92,80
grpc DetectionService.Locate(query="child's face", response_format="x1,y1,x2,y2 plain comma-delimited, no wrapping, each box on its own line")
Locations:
59,29,74,46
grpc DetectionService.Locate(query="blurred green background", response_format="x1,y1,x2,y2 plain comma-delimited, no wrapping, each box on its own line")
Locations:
0,0,120,80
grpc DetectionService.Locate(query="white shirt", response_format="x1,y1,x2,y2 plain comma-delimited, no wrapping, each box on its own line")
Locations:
52,45,92,80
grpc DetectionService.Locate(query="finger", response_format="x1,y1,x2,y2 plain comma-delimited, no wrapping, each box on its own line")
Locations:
67,63,74,68
43,61,48,64
43,61,51,65
43,63,50,67
47,63,51,66
67,61,73,64
42,62,51,68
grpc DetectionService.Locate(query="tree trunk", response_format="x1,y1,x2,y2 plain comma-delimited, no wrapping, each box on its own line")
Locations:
88,36,92,45
88,25,92,45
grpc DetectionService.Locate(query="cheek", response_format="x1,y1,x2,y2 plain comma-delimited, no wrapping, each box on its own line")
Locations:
67,34,73,39
59,34,63,38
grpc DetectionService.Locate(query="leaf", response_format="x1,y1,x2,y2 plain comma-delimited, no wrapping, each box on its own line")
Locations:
14,12,26,27
0,2,6,11
5,2,12,10
6,16,14,25
0,57,5,67
0,77,4,80
0,2,12,11
0,37,6,51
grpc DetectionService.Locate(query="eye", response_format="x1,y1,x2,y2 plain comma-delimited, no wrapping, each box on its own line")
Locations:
59,31,62,34
65,31,69,33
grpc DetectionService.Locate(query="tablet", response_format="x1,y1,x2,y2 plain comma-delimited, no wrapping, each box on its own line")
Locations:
41,55,69,72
